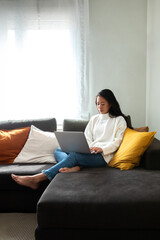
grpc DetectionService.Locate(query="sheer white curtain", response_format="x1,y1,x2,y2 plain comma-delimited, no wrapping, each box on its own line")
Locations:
0,0,89,124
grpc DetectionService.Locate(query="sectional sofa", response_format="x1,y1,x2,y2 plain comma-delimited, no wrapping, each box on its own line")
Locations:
0,116,160,240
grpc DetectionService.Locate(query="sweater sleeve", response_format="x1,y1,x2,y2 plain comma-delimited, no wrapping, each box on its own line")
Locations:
102,117,127,156
84,117,94,146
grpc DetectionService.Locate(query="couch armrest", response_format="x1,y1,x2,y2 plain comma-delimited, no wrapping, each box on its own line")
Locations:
141,138,160,170
63,119,88,132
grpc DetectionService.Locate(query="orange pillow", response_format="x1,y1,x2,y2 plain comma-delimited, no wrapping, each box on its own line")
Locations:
0,127,30,164
134,126,149,132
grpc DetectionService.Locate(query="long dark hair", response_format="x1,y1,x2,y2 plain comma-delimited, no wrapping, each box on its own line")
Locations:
95,89,131,128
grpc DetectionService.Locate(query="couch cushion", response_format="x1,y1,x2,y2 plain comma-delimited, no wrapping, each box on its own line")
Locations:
134,126,149,132
14,126,59,164
108,128,156,170
37,167,160,230
0,127,30,164
0,163,54,191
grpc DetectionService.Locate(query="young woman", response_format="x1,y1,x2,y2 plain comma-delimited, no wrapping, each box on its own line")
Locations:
11,89,128,189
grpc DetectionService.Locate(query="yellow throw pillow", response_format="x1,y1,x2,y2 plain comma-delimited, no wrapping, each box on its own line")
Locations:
108,127,156,170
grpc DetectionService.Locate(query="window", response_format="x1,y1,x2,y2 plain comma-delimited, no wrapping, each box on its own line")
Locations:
0,0,89,124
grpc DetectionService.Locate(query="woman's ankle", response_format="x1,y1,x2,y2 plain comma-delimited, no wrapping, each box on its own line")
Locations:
33,173,48,183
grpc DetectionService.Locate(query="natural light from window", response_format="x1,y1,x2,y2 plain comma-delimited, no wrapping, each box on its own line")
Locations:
1,29,78,123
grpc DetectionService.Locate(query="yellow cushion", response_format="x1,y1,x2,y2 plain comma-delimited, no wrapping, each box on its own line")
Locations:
108,127,156,170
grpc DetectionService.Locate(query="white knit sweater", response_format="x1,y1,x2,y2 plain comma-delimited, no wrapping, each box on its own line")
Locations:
84,112,127,164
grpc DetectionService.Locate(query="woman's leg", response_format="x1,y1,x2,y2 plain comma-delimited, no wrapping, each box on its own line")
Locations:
42,152,107,180
11,173,48,190
11,152,106,189
42,152,79,180
54,147,81,172
11,149,80,189
54,148,107,168
68,152,107,168
11,148,79,189
54,147,69,163
11,147,67,189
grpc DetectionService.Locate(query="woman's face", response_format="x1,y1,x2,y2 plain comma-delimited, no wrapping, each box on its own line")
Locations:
96,96,111,114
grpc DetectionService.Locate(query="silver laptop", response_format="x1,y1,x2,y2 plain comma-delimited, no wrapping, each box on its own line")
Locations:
55,131,92,154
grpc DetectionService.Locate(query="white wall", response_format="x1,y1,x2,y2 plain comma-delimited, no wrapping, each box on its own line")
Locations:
89,0,147,128
146,0,160,139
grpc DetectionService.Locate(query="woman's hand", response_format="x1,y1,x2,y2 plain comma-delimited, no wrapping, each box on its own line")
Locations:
90,147,103,154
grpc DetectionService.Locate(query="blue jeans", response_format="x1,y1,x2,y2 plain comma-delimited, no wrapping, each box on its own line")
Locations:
42,147,107,181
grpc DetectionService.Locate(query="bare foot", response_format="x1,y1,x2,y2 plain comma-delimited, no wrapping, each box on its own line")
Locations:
11,174,40,190
59,166,81,173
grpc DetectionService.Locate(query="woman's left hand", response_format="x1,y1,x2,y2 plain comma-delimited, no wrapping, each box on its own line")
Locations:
90,147,103,154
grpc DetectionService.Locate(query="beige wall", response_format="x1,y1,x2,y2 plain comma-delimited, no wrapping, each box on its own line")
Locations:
146,0,160,139
89,0,147,128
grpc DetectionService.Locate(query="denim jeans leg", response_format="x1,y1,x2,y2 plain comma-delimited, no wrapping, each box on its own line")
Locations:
42,152,78,181
74,152,107,167
42,152,107,181
54,147,69,163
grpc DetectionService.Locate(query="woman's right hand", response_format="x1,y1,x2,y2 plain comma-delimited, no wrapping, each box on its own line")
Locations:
90,147,103,154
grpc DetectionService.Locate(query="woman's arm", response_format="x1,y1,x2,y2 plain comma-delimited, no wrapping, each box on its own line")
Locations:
85,119,103,154
84,118,94,145
102,118,127,156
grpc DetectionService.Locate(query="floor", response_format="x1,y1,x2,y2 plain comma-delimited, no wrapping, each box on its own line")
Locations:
0,213,37,240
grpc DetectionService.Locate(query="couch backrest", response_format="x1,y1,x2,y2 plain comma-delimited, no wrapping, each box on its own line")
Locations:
63,115,132,132
63,119,88,132
0,118,57,132
124,115,132,129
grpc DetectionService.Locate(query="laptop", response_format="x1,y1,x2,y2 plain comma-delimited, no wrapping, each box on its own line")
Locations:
55,131,93,154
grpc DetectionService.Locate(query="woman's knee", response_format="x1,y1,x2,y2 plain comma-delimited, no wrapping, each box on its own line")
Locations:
54,147,62,154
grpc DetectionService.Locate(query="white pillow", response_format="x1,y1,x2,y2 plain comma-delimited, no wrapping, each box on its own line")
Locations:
14,125,59,163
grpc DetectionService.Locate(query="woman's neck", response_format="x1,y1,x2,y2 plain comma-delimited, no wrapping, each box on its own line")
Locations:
99,112,110,119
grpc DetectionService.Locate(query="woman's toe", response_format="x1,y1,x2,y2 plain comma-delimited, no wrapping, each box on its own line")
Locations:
59,167,69,172
59,168,65,172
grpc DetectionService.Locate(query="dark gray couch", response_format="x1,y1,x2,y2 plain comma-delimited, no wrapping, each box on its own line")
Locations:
1,116,160,240
35,117,160,240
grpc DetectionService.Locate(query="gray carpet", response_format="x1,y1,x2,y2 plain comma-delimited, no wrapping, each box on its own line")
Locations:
0,213,37,240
